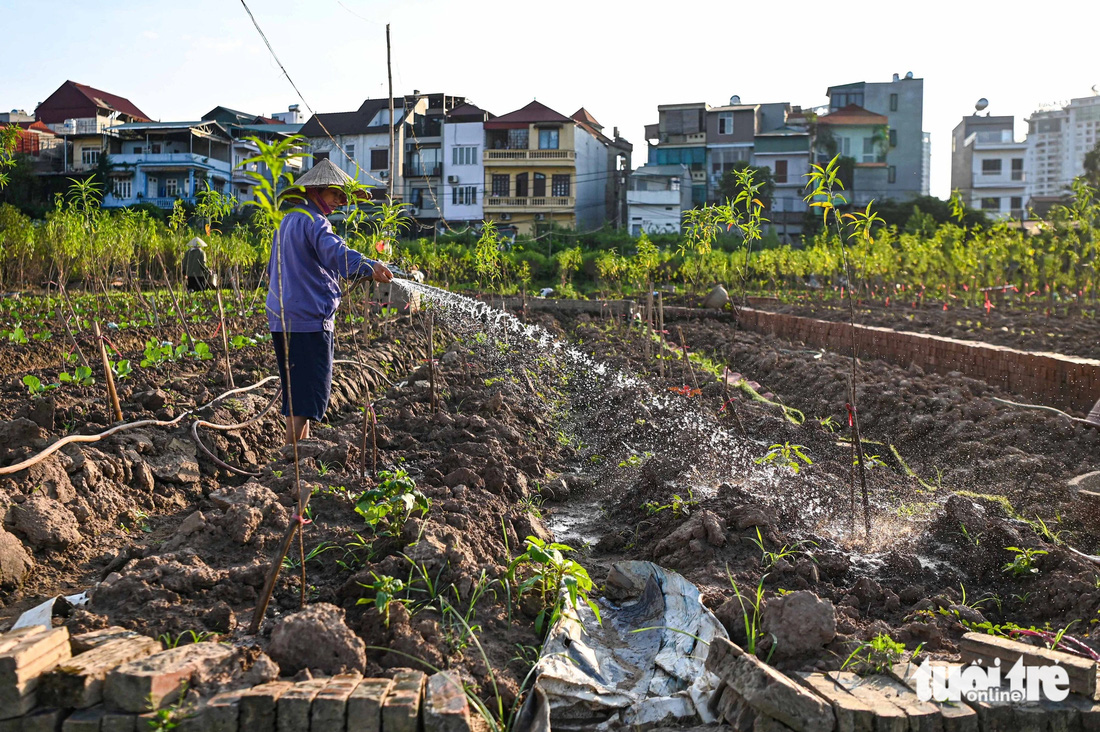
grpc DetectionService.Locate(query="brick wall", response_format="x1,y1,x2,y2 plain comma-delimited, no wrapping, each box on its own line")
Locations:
735,307,1100,413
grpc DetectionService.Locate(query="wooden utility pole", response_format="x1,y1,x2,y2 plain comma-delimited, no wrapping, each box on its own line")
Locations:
386,24,395,200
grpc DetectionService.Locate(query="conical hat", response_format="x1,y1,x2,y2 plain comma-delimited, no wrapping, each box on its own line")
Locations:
297,158,358,189
186,237,207,249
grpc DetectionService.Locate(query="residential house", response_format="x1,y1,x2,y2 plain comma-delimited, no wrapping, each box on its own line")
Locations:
825,74,930,199
2,110,65,172
627,164,691,235
950,114,1026,219
35,80,150,174
1025,93,1100,200
442,102,492,227
482,100,607,235
571,108,632,229
403,93,467,227
201,105,304,202
814,105,890,207
752,124,812,240
298,96,429,200
705,100,757,198
645,102,708,205
99,120,233,208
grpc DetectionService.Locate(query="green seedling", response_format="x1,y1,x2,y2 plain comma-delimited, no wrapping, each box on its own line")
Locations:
1003,547,1047,577
507,535,600,637
755,443,812,474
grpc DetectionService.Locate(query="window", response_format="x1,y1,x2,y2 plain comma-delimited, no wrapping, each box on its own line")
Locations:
151,144,161,154
538,129,559,150
839,137,851,156
370,148,388,170
508,129,529,149
165,178,178,197
314,151,329,164
533,173,546,197
345,143,355,159
452,146,477,165
718,112,733,135
889,129,897,148
552,174,570,197
861,136,877,163
773,159,788,184
515,172,528,197
452,186,477,205
133,145,143,154
982,159,1002,175
114,178,132,199
889,93,898,112
410,188,424,207
1010,196,1023,212
81,147,100,166
981,197,1000,211
888,165,896,184
1011,158,1024,181
491,174,509,197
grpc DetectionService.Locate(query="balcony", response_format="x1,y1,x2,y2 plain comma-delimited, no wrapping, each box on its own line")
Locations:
484,196,574,210
110,152,232,173
484,149,575,164
404,163,442,178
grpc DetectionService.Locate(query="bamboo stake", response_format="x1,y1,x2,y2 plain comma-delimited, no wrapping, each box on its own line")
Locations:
657,292,665,378
427,311,437,412
93,321,123,423
214,285,235,389
676,326,699,391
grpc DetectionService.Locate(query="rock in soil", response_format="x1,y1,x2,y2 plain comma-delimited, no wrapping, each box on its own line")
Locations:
267,603,366,676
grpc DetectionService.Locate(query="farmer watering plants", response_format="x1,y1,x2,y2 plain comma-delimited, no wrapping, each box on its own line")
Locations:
266,158,394,446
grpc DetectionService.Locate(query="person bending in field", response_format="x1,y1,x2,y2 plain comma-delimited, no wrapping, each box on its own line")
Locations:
266,159,394,445
183,237,214,292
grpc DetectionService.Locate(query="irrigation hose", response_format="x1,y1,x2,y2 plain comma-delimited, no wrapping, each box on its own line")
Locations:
990,397,1094,426
0,376,280,477
190,387,281,477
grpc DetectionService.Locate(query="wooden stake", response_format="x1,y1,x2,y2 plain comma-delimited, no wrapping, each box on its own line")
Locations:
676,326,699,391
427,311,437,412
657,292,665,378
214,285,235,389
93,321,123,423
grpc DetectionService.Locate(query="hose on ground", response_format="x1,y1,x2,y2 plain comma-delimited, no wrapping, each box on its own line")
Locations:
0,376,280,476
190,386,281,476
990,396,1094,426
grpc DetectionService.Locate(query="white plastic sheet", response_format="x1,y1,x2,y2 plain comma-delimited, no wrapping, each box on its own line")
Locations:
516,561,727,731
11,590,89,630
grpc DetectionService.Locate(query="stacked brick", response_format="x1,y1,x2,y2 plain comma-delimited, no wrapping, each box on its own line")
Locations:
734,307,1100,413
706,634,1100,731
0,625,472,731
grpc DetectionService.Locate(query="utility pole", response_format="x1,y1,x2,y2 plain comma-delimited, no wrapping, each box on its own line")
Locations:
386,23,395,200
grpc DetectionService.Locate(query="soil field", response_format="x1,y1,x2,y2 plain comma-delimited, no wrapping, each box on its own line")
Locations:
2,290,1099,719
756,298,1100,362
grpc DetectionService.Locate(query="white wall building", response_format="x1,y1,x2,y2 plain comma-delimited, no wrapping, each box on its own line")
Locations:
574,124,607,231
1025,94,1100,200
441,103,490,225
627,164,692,235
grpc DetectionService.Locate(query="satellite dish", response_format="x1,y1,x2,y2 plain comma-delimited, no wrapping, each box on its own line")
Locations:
975,98,989,113
1093,85,1099,95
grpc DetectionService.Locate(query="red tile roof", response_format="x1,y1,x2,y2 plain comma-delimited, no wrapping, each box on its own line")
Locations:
817,104,887,126
36,80,150,124
484,101,571,129
571,107,602,130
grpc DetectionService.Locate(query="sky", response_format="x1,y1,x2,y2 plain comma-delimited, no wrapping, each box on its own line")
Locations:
3,0,1098,199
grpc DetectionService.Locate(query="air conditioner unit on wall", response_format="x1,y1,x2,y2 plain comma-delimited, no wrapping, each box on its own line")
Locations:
410,207,420,216
500,213,511,221
447,175,459,183
534,213,546,221
379,170,389,179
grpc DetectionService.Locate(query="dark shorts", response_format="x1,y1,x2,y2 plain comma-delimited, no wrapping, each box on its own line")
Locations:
272,331,334,421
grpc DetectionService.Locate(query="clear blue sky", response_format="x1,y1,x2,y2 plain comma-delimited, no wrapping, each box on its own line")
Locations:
3,0,1097,199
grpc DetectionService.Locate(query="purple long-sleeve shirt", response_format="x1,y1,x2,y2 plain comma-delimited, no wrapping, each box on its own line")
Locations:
266,199,379,332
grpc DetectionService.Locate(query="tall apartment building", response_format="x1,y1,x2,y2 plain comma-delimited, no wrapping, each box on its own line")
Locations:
950,114,1026,219
1025,94,1100,200
825,73,930,201
441,102,492,227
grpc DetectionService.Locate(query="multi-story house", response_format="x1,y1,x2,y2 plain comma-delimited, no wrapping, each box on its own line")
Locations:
825,73,929,200
34,80,150,174
645,102,708,206
482,101,608,234
705,100,757,199
99,120,234,208
441,102,492,227
570,109,632,228
1025,93,1100,202
298,96,429,200
201,105,304,202
752,123,812,240
403,93,467,227
814,105,890,206
950,114,1026,219
627,164,692,235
